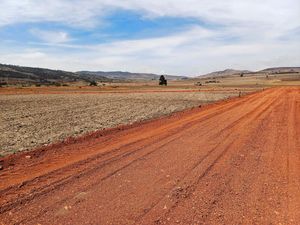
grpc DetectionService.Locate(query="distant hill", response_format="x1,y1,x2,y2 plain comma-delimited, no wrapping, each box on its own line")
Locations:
198,67,300,78
77,71,187,81
2,63,299,85
0,63,185,85
198,69,252,78
0,64,111,85
258,67,300,74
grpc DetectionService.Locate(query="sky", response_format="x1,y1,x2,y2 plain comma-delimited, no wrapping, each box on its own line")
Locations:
0,0,299,76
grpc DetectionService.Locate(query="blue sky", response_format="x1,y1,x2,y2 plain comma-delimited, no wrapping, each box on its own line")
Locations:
0,0,299,75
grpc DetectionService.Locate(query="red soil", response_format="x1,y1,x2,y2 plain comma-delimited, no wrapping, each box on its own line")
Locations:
0,87,299,224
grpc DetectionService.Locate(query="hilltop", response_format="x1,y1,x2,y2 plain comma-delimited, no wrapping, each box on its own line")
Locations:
0,64,111,85
198,69,252,78
258,67,300,74
198,67,300,78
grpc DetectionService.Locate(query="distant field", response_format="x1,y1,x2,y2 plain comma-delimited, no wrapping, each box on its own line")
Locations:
0,89,247,156
192,72,300,87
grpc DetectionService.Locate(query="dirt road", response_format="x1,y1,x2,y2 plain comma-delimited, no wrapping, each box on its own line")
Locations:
0,87,299,225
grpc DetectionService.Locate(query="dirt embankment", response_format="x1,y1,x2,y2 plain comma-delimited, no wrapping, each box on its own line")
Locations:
0,87,299,224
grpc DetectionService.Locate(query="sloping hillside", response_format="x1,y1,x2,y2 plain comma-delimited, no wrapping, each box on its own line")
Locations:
198,69,252,78
198,67,300,78
0,63,186,85
77,71,187,80
0,64,110,84
259,67,300,74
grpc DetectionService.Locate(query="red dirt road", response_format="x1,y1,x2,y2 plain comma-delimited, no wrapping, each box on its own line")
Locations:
0,87,299,225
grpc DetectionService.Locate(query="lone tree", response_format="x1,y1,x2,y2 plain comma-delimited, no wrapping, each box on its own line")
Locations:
89,80,97,86
159,75,167,86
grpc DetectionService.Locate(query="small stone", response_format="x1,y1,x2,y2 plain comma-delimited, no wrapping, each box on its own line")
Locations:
163,205,167,210
25,155,31,159
0,165,3,170
154,219,161,224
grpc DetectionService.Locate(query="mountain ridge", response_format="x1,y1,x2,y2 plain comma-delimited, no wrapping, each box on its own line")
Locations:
76,71,187,80
1,63,299,85
0,63,186,84
198,67,300,78
198,69,252,78
0,63,111,84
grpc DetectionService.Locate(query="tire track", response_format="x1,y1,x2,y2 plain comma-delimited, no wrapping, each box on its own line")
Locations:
135,88,283,224
0,90,264,214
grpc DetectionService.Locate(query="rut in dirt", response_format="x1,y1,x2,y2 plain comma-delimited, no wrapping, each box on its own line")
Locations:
0,87,299,225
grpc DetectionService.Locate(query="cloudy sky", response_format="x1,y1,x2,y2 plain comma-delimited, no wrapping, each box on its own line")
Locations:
0,0,299,75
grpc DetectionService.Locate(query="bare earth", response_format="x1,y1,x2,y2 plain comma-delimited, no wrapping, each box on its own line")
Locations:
0,91,237,155
0,87,299,224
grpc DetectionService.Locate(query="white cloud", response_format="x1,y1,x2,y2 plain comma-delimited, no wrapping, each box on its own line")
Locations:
0,0,299,74
1,0,299,29
1,24,299,75
0,0,106,27
30,29,71,43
